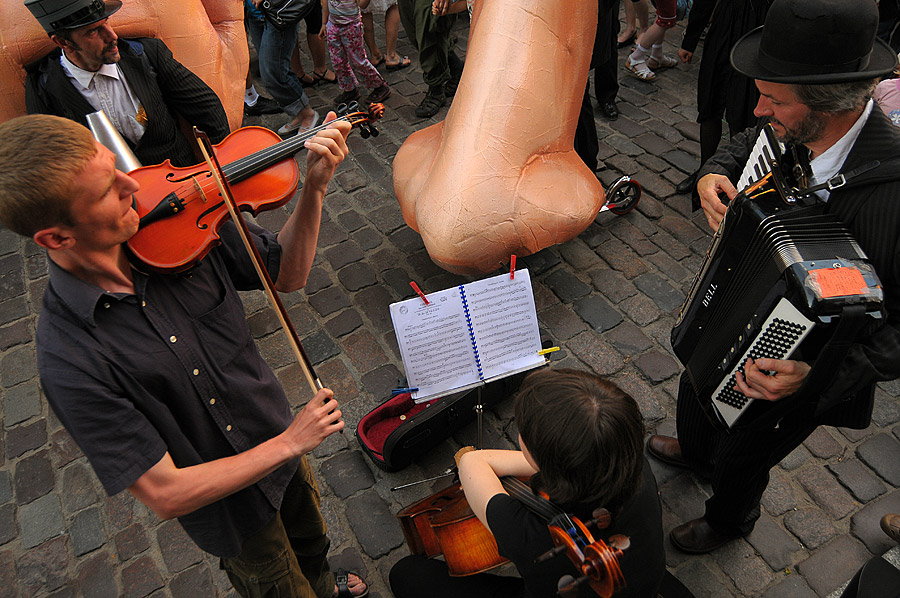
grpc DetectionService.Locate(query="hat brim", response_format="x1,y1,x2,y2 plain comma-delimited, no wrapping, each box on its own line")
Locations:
61,0,122,30
730,26,899,84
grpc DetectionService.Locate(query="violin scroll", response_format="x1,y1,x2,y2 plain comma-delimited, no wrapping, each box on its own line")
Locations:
337,101,385,139
542,516,628,598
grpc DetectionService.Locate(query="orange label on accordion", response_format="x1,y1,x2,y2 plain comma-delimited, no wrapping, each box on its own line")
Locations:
811,267,867,298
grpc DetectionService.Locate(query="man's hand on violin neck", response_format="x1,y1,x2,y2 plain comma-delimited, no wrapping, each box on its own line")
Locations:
303,112,352,190
281,388,344,457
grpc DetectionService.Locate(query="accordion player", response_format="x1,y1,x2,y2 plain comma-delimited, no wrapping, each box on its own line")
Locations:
670,125,885,430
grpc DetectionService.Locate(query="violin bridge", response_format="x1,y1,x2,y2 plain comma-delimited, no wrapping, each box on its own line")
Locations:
193,175,210,203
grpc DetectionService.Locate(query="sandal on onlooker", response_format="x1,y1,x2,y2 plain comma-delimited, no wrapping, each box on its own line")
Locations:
386,55,411,71
333,570,368,598
334,88,361,106
624,56,657,81
648,54,678,70
415,85,445,118
313,69,337,85
366,84,391,104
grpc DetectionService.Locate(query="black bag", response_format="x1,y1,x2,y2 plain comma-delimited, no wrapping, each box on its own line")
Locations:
356,376,525,472
260,0,315,29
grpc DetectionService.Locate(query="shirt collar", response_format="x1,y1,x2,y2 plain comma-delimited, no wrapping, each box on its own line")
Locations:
809,99,874,192
47,258,143,327
59,51,121,90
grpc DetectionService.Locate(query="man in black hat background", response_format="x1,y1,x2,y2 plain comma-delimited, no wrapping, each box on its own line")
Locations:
647,0,900,554
24,0,231,168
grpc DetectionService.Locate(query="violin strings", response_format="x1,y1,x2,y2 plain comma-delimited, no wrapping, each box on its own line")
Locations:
171,113,362,209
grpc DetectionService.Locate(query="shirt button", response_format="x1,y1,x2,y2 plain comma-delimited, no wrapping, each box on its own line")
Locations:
193,369,199,376
142,300,147,307
209,398,216,405
169,335,177,343
103,302,110,309
225,425,232,431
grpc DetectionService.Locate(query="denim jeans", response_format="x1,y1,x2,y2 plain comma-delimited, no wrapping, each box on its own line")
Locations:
247,16,309,117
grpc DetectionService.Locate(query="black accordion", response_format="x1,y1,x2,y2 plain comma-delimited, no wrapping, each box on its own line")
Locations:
671,126,884,430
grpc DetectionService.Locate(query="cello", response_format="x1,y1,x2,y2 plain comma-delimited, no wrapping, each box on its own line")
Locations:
396,474,629,597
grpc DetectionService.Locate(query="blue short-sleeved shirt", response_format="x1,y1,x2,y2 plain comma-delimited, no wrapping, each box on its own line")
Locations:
37,222,299,557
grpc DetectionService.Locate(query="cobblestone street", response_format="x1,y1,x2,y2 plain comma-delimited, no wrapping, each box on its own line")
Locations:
1,8,899,598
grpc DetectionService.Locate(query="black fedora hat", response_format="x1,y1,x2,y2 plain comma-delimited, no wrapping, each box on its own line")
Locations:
730,0,898,84
25,0,122,35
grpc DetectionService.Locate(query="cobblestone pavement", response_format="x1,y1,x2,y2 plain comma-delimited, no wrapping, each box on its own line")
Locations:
2,9,900,598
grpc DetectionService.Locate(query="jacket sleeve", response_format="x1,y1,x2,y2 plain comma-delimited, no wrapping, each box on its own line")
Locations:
698,123,761,182
680,0,717,54
140,38,231,143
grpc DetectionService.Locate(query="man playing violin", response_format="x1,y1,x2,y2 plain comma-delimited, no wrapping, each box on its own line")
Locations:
389,368,666,598
24,0,231,168
0,113,368,598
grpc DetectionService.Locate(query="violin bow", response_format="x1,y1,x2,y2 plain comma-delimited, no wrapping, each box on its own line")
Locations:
194,127,322,396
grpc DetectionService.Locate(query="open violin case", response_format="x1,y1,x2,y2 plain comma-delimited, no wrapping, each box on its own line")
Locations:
356,375,526,472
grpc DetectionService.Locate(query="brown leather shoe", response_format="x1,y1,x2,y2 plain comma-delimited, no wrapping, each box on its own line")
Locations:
646,435,689,468
670,518,741,554
881,513,900,543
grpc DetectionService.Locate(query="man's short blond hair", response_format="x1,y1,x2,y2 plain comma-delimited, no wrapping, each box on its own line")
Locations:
0,115,97,237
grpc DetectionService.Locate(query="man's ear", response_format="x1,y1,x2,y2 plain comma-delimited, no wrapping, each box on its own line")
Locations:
49,34,69,51
33,227,75,251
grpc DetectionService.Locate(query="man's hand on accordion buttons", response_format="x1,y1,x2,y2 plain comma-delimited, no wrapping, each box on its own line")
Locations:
697,174,737,231
734,357,811,402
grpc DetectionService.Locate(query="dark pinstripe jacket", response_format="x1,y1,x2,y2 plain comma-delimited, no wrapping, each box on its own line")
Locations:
25,37,230,168
699,107,900,429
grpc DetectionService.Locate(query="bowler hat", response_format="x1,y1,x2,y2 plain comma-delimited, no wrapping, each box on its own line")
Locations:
730,0,898,84
25,0,122,35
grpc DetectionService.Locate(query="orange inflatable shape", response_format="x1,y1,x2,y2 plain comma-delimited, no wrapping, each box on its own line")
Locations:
392,0,604,275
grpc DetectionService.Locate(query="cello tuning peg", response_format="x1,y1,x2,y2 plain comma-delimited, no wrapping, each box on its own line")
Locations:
347,100,359,113
336,103,348,116
588,507,612,530
369,123,380,137
358,125,371,139
534,544,567,564
608,534,631,551
556,574,588,598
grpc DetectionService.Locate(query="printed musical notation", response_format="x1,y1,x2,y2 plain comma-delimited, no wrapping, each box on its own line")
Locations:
389,270,545,403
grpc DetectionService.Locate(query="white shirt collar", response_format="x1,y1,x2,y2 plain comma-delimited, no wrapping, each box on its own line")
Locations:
60,51,121,90
809,100,874,198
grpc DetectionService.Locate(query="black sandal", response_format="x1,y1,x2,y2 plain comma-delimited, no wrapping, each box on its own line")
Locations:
313,69,337,85
334,570,368,598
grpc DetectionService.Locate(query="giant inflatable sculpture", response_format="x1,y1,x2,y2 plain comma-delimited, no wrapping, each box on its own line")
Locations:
0,0,247,131
392,0,604,275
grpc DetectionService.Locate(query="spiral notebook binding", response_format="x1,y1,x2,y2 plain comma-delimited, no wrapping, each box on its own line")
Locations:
459,285,484,380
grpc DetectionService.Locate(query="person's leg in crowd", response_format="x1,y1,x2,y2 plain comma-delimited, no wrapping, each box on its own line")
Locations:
389,555,523,598
257,20,317,135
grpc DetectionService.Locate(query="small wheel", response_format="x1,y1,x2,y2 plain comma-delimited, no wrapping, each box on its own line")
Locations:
607,178,641,215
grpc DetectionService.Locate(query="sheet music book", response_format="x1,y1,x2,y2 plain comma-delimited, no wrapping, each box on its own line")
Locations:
389,269,545,403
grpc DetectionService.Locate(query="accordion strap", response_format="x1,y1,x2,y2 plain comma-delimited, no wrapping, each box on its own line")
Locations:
796,160,880,198
800,303,867,417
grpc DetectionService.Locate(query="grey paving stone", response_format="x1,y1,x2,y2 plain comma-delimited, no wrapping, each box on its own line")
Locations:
748,512,802,572
308,285,352,317
3,380,41,426
1,345,37,389
19,493,64,549
341,329,389,374
714,538,774,595
595,240,651,279
567,332,624,378
155,520,202,576
16,535,69,595
115,523,151,562
325,309,364,338
673,559,734,598
779,444,812,471
633,351,680,383
796,465,856,520
828,459,888,502
121,555,164,598
632,272,684,313
849,489,900,555
761,469,798,517
14,451,54,505
796,535,872,596
572,295,623,332
338,261,378,291
760,574,818,598
783,507,838,550
588,267,638,303
539,303,589,340
0,503,15,546
353,227,384,251
61,462,100,515
70,507,105,557
520,248,561,275
605,320,654,357
5,420,47,460
609,219,658,256
325,242,365,270
803,427,844,459
168,564,216,598
558,240,600,270
856,433,900,486
345,490,404,559
619,293,662,326
544,269,592,303
320,451,376,499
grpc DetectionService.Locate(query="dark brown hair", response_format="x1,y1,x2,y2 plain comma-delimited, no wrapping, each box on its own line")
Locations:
0,115,95,237
514,368,645,511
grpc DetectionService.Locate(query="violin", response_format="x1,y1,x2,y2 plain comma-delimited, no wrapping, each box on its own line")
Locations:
396,476,628,597
126,102,384,272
